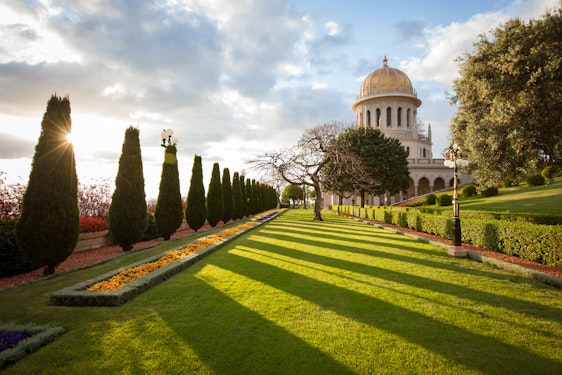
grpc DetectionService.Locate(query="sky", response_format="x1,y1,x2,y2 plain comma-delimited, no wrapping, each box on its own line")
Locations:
0,0,559,199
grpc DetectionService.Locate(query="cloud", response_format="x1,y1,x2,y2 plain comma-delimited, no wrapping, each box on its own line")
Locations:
0,132,35,158
398,0,559,84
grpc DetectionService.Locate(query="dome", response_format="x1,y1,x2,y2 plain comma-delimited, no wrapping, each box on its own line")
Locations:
359,57,416,98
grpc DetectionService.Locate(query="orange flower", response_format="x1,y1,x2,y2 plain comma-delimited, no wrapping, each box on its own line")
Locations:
87,221,258,292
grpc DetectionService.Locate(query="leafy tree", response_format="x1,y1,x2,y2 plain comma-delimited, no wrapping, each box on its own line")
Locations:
186,155,206,231
282,184,304,208
206,163,223,227
250,122,365,220
232,172,242,220
221,168,233,224
108,126,147,251
450,10,562,186
154,144,183,240
326,127,410,207
15,94,80,274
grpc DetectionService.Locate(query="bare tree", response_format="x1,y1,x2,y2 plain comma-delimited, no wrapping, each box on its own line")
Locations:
249,122,368,221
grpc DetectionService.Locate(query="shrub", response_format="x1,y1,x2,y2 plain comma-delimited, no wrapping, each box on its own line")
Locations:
541,166,557,185
0,220,38,277
462,184,478,197
15,94,80,275
141,213,160,241
481,186,499,197
425,194,436,205
109,127,148,251
526,173,545,187
436,194,452,206
79,217,109,233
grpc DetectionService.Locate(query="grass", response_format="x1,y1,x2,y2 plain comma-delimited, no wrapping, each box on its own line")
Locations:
460,179,562,214
408,177,562,215
1,209,561,374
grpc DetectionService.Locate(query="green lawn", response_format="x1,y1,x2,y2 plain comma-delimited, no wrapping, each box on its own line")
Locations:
460,179,562,214
1,209,561,374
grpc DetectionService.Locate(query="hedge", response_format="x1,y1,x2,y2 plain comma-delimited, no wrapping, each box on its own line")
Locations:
333,205,562,267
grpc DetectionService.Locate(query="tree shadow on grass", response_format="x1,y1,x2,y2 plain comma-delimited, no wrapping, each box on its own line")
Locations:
153,272,356,375
208,247,562,374
244,235,562,323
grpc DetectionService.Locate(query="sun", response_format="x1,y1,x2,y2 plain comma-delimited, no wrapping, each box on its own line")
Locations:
66,133,73,144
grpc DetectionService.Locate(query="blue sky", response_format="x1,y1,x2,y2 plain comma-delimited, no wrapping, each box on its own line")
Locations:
0,0,558,198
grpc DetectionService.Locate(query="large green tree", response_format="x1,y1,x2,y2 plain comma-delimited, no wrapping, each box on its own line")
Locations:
15,94,79,275
154,144,182,240
206,162,223,227
108,126,148,251
450,10,562,186
282,184,304,208
186,155,206,231
221,168,233,224
325,127,410,207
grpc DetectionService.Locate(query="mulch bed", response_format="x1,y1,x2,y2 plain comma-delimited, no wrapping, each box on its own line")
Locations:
1,216,561,290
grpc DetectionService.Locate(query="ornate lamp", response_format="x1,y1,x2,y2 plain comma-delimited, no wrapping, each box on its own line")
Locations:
443,143,469,257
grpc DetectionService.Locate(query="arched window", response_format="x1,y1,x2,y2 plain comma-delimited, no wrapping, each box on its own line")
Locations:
386,107,392,127
367,110,371,127
397,107,402,127
423,148,427,158
406,146,410,156
407,109,411,127
376,108,381,127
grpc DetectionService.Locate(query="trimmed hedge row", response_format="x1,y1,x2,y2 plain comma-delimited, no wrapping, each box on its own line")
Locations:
368,206,562,226
333,205,562,267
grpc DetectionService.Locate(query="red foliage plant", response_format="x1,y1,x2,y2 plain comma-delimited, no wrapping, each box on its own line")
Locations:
79,217,109,233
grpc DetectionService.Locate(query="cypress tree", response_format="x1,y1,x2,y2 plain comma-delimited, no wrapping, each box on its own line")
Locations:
15,94,79,275
221,168,233,224
108,126,147,251
246,178,254,216
232,172,242,220
206,162,223,227
154,144,182,240
239,174,247,218
186,155,206,231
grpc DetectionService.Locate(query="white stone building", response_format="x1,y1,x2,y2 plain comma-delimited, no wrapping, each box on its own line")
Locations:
325,57,469,206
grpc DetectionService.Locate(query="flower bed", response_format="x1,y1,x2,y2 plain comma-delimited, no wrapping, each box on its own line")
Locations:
50,211,282,307
0,323,65,370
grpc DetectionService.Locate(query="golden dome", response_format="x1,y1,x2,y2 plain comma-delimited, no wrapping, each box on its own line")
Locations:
359,56,416,98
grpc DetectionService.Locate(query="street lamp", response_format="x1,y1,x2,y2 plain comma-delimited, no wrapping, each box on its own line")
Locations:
443,143,469,257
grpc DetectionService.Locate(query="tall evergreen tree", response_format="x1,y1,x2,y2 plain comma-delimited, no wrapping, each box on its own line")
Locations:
108,126,147,251
221,168,233,224
154,144,182,240
15,94,79,275
186,155,206,231
239,174,248,218
206,163,223,227
232,172,242,220
245,178,253,216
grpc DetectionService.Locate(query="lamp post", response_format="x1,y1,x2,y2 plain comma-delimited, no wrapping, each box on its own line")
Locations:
443,143,469,257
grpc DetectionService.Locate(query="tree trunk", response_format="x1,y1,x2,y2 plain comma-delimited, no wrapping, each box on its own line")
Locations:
360,191,366,208
313,184,323,221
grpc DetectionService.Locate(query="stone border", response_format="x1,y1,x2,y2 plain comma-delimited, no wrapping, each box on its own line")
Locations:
350,216,562,289
0,323,65,370
50,212,283,307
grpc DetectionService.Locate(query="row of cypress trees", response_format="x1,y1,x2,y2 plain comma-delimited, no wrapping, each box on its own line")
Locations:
15,94,278,275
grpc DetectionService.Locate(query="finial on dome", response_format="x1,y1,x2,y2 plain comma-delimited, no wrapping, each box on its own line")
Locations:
383,55,388,67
